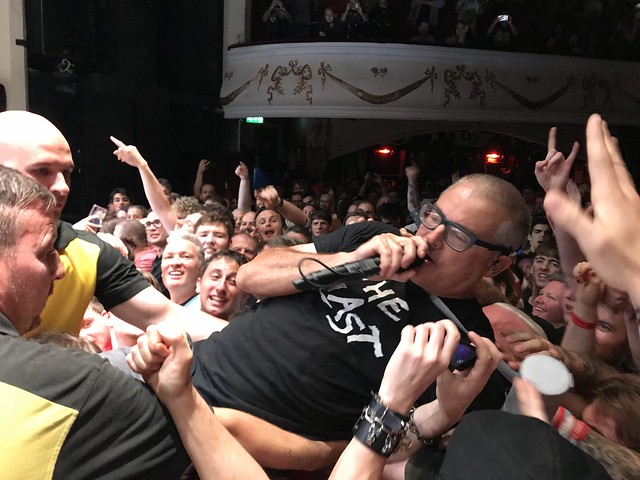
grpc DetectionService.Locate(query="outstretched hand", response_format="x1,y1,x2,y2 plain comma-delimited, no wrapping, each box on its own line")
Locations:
235,161,249,180
544,114,640,300
535,127,579,193
110,136,147,169
435,331,501,423
254,185,281,210
198,159,210,173
573,261,605,307
378,321,459,414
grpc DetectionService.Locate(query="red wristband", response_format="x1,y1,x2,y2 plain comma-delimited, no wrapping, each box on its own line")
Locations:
569,420,591,443
571,312,596,330
552,406,567,429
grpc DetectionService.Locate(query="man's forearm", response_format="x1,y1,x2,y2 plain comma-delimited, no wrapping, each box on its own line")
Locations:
237,178,252,212
407,178,420,213
138,163,178,231
279,200,307,226
329,439,387,480
214,407,346,471
166,389,269,480
236,245,353,297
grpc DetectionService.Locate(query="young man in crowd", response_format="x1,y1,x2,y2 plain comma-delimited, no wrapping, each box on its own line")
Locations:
198,251,249,320
195,211,234,260
229,232,258,261
161,232,205,307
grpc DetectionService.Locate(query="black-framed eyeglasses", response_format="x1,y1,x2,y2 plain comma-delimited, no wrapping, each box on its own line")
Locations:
144,219,163,229
411,200,512,255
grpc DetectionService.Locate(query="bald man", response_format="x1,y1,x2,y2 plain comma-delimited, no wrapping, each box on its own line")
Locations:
0,110,225,339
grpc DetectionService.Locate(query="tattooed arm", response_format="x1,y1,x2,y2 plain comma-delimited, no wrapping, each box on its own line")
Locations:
405,164,421,213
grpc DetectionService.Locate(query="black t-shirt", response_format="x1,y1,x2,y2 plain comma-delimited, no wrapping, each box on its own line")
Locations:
532,315,566,345
191,222,503,440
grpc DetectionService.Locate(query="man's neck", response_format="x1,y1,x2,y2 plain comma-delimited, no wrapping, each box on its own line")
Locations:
169,288,197,306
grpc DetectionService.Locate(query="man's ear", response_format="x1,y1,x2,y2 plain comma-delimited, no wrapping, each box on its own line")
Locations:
196,277,201,294
484,255,513,279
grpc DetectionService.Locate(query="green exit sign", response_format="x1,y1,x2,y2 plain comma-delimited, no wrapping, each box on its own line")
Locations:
245,117,264,124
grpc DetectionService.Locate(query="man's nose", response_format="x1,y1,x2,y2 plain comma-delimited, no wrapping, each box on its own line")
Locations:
51,172,70,197
425,224,446,249
53,252,65,280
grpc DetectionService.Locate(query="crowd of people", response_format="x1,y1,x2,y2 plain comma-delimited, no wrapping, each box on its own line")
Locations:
1,108,640,479
255,0,639,61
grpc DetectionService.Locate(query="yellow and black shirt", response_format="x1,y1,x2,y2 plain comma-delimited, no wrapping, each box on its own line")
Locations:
0,313,189,479
40,221,149,335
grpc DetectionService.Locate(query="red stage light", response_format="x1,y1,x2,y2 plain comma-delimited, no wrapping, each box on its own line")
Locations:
485,152,502,164
376,147,393,155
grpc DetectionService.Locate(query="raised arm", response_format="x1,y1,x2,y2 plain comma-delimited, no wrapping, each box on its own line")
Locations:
544,114,640,349
388,331,502,462
235,161,252,212
536,127,584,274
236,231,428,298
193,159,209,197
255,185,307,227
110,136,178,231
127,324,269,480
329,322,459,480
405,163,421,213
561,262,604,355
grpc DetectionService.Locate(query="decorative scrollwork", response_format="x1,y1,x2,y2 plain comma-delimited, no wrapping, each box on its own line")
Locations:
257,65,270,91
371,67,388,77
318,62,332,90
443,65,464,107
290,60,313,105
266,60,313,105
484,70,496,94
443,65,486,107
424,66,437,93
463,70,485,106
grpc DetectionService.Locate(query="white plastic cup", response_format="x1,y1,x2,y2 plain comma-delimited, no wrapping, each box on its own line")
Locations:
502,354,574,416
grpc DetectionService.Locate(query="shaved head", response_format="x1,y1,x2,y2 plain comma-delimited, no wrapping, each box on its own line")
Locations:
0,111,74,220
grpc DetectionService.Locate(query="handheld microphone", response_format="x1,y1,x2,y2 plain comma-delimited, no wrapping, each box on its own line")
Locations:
292,255,425,291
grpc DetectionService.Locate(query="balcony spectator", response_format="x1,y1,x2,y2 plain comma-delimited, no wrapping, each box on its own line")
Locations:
543,23,569,55
407,0,445,29
486,14,518,51
341,0,368,39
411,20,436,44
609,9,640,60
318,7,344,39
262,0,294,40
446,21,471,45
456,0,482,34
369,0,394,39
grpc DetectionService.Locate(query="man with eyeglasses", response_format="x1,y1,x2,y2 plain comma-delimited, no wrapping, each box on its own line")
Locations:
144,211,170,294
183,173,531,469
0,111,226,340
